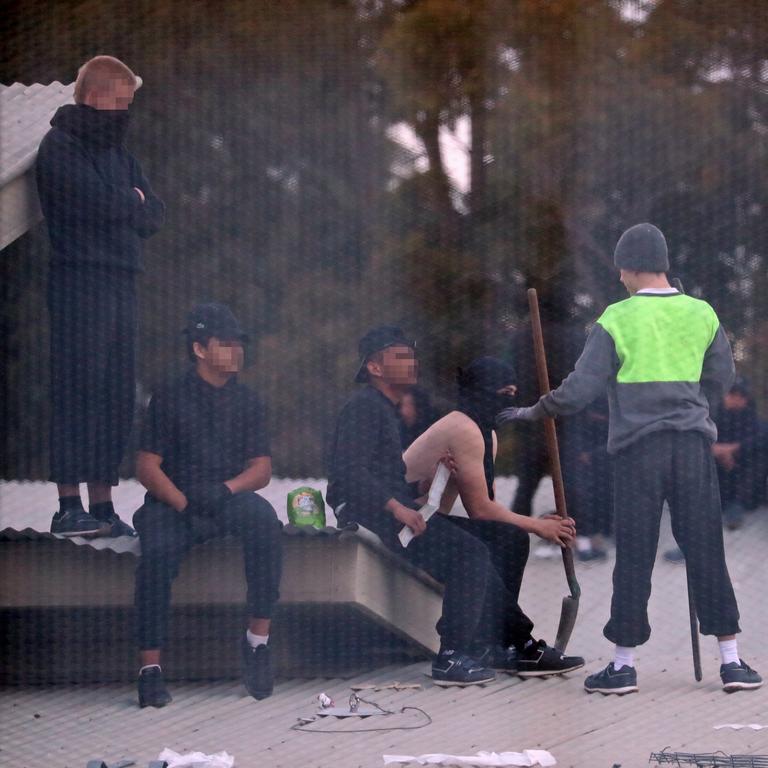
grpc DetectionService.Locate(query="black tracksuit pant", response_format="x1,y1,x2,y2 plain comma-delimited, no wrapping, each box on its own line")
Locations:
604,430,741,647
340,507,534,653
134,492,282,650
47,265,137,485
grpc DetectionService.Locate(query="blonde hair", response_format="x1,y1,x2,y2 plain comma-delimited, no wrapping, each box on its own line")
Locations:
74,56,137,104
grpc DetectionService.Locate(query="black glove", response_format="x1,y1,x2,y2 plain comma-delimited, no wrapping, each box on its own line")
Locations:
184,482,232,516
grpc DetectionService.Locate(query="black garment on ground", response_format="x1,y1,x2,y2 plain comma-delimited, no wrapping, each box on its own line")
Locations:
715,404,768,511
604,430,740,646
47,265,136,485
134,493,282,649
327,385,534,652
140,369,270,495
36,104,165,272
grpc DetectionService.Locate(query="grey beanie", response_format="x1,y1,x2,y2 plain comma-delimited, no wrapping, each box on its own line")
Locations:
613,223,670,272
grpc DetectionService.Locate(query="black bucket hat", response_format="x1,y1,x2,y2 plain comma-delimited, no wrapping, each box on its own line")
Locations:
354,325,415,383
182,302,249,343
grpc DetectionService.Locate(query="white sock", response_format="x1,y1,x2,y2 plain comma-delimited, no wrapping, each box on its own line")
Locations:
719,639,739,666
575,536,591,554
247,630,269,648
614,646,635,670
139,664,161,675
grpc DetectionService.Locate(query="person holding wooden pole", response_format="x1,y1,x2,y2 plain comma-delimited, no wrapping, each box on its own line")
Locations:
499,223,762,695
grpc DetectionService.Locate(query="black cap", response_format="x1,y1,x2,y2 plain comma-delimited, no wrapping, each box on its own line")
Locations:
182,302,249,343
614,223,670,273
354,325,415,383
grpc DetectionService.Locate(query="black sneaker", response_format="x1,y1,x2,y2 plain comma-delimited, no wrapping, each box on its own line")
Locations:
516,639,585,678
91,509,137,538
431,649,496,687
584,662,638,695
241,637,274,700
50,508,109,537
720,660,763,692
138,666,172,708
577,547,608,563
475,644,518,673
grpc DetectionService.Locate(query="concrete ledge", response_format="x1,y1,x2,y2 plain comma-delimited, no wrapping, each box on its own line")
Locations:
0,527,443,684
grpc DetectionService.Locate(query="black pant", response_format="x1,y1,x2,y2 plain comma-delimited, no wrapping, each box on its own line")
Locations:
133,492,282,650
47,265,136,485
341,507,534,653
604,430,741,646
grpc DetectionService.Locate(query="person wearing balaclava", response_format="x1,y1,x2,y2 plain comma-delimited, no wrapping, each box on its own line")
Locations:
403,356,584,679
499,223,762,695
36,56,165,538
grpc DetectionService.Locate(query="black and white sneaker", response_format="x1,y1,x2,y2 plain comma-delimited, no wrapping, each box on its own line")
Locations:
431,649,496,687
584,662,638,695
242,638,274,700
138,666,172,708
516,639,585,678
50,508,109,537
721,660,762,692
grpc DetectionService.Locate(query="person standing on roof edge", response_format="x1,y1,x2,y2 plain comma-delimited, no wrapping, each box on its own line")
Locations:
499,223,762,695
133,303,282,708
403,356,585,679
36,55,165,538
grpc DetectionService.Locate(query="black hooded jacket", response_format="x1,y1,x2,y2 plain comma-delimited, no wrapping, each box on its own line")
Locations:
35,104,165,272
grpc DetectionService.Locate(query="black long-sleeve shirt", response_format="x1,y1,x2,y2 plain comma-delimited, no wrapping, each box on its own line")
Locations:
327,386,416,530
36,104,165,272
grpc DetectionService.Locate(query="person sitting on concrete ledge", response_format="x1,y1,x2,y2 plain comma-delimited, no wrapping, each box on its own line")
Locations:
133,302,282,708
403,357,585,679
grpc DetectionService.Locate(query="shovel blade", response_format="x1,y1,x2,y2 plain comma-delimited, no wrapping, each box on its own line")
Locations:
554,594,579,653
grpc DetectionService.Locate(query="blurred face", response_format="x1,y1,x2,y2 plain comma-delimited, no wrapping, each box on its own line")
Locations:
194,337,244,375
367,345,417,387
399,392,417,426
724,391,748,411
87,79,136,110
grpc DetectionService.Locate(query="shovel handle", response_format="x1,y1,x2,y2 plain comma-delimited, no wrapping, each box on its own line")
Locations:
527,288,580,598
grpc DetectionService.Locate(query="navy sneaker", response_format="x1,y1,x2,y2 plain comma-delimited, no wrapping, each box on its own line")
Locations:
242,638,274,700
516,639,585,678
584,662,638,695
720,660,762,692
138,666,172,708
431,649,496,687
50,508,109,537
475,644,518,673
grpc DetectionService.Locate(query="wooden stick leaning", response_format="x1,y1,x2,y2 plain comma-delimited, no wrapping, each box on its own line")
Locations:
527,288,581,652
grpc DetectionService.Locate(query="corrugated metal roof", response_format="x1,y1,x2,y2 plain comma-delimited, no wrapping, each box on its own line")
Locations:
0,81,74,187
2,478,767,766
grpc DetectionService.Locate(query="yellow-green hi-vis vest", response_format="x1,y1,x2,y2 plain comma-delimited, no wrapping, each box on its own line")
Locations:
537,292,735,454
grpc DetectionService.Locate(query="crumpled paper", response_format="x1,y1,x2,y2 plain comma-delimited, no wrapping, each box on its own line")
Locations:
157,749,234,768
714,723,768,730
382,750,556,766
